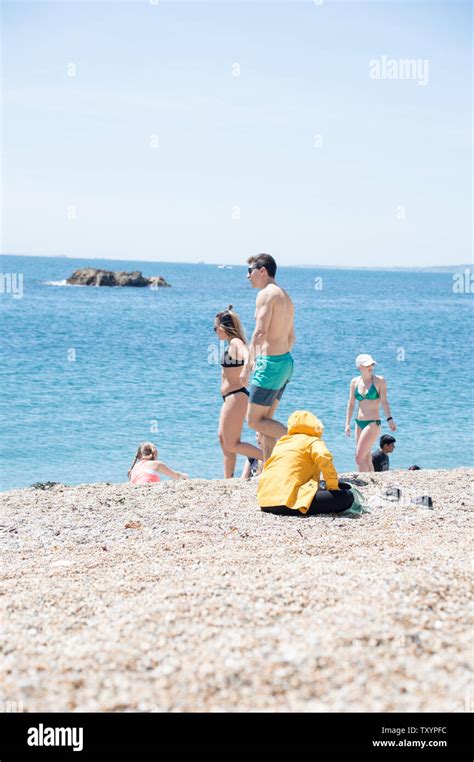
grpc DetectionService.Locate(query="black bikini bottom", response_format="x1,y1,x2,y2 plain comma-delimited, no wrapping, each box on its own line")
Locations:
222,387,250,402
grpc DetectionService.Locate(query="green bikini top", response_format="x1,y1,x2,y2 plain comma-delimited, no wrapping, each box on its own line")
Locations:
354,379,380,401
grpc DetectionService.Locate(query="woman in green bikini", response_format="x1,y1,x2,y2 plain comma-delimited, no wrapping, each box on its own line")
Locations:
345,354,397,472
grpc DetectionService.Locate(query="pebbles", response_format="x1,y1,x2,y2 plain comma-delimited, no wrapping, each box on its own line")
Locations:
0,468,472,712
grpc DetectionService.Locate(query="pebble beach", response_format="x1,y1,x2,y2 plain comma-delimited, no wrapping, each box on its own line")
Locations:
1,469,472,713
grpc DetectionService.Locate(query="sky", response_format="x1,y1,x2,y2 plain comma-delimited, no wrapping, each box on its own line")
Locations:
1,0,472,266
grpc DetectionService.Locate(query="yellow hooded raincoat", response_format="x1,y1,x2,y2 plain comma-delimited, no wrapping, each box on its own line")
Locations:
257,410,339,514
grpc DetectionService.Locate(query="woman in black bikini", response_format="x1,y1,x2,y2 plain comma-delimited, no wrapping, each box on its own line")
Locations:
214,306,264,478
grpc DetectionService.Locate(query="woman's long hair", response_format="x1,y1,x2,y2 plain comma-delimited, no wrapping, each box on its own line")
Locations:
214,304,248,345
128,441,157,480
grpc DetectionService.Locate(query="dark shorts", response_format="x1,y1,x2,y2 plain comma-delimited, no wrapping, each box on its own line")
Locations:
249,352,294,407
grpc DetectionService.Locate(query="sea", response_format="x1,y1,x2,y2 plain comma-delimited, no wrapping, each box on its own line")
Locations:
1,254,473,491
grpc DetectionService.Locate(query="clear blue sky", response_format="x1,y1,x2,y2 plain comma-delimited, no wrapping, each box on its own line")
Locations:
2,0,472,266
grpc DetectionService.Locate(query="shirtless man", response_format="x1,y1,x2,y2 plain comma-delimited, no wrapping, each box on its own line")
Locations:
240,253,295,461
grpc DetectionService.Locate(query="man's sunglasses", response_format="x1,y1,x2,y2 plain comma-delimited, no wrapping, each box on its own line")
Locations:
247,265,262,274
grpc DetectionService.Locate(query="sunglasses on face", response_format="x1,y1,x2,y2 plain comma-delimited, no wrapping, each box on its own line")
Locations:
247,265,262,275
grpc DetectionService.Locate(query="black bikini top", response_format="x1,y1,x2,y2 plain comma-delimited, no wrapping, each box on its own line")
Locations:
221,348,245,368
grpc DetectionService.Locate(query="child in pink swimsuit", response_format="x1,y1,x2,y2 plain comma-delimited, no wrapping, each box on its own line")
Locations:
128,442,188,485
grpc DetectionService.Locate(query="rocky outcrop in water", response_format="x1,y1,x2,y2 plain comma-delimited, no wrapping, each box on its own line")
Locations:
66,268,171,287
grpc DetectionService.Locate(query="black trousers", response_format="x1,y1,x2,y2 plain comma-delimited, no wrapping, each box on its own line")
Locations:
261,481,354,516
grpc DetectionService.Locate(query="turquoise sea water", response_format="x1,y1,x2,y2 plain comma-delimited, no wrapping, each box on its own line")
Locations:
1,254,473,491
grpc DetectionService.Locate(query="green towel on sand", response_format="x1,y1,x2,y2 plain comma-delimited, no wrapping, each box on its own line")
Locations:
338,485,371,517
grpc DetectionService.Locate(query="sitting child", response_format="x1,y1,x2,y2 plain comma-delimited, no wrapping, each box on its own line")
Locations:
128,441,188,485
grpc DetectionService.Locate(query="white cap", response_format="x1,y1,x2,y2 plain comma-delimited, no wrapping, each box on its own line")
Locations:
355,353,377,368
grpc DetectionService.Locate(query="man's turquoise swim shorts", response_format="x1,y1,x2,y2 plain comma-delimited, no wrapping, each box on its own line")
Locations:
249,352,294,406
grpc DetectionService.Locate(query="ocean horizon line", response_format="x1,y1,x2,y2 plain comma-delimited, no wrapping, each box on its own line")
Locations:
1,252,471,273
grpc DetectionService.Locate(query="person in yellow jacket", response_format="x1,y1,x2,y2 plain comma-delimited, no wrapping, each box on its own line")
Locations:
257,410,354,516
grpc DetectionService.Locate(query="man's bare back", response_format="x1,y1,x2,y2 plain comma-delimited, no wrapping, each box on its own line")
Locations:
255,282,295,356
